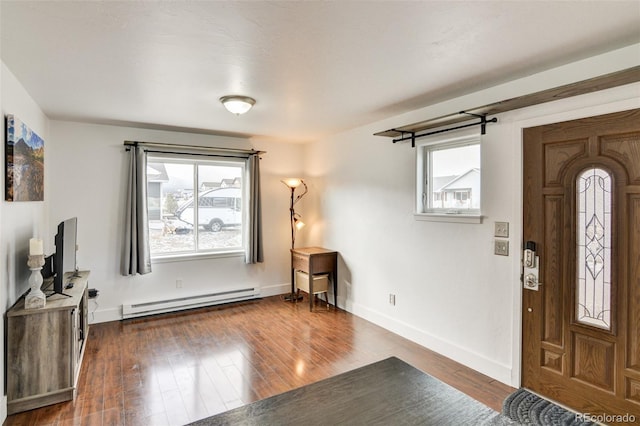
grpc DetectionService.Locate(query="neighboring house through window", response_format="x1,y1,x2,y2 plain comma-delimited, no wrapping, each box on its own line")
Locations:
147,163,169,221
433,169,480,209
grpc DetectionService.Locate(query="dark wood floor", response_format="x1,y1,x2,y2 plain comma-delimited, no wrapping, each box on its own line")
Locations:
4,296,515,426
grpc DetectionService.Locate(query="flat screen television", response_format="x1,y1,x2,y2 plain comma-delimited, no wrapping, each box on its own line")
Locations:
52,217,78,296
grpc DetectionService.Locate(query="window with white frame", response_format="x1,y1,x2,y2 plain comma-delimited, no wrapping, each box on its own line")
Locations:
416,133,481,218
147,154,246,258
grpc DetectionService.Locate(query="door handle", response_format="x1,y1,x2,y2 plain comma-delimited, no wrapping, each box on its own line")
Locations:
523,241,541,291
524,273,539,289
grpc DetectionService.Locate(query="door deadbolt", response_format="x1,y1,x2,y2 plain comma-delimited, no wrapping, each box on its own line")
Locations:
523,241,541,291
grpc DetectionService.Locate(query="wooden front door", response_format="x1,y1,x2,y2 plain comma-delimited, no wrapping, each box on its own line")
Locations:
522,108,640,419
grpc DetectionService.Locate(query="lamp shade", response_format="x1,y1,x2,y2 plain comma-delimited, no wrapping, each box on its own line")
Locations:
220,95,256,115
293,213,305,230
281,178,303,188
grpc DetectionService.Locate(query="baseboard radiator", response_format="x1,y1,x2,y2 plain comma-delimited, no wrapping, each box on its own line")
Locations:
122,287,259,319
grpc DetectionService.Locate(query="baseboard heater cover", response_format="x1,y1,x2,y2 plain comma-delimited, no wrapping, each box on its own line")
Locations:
122,287,259,319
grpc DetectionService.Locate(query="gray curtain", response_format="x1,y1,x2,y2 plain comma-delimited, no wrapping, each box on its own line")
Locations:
246,154,264,263
122,144,152,275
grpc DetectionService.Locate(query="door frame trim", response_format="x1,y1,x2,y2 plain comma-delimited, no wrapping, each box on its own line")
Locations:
509,90,640,387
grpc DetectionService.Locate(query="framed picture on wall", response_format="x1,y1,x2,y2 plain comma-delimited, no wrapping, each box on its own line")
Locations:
5,114,44,201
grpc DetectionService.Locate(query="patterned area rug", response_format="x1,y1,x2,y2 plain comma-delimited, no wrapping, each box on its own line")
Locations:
503,389,596,425
187,356,516,425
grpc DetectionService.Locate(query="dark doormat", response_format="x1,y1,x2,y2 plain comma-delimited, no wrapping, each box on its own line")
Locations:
186,356,517,425
503,388,597,425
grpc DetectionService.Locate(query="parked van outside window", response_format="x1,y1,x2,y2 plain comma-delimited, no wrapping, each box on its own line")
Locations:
176,187,241,232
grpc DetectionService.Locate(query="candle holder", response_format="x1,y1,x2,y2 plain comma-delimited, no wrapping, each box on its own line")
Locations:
25,254,46,309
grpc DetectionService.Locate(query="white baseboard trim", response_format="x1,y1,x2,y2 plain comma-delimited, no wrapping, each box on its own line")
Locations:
260,282,291,298
351,302,514,386
88,305,121,324
87,283,292,324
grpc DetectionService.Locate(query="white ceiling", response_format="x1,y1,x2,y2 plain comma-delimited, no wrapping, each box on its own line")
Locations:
1,1,639,143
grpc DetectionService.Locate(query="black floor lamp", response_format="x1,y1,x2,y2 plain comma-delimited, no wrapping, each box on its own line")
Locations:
281,178,307,301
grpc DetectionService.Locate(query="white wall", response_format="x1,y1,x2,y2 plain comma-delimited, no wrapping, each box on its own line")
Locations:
305,79,640,386
47,121,306,322
0,62,50,424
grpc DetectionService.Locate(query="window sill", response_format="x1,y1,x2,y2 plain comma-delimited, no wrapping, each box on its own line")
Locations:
151,250,244,264
414,213,483,224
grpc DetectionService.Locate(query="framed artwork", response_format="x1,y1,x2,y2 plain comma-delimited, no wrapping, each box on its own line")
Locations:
5,114,44,201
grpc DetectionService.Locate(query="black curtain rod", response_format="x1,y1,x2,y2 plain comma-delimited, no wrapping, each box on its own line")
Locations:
123,140,265,157
126,149,260,160
392,113,498,147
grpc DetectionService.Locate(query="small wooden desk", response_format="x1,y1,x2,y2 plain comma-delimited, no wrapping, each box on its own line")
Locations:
291,247,338,311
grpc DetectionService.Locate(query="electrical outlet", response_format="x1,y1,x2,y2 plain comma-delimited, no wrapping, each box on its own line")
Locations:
176,279,183,288
494,221,509,238
389,294,396,306
494,240,509,256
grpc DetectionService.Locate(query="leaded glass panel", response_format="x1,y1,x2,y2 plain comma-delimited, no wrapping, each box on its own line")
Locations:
576,167,611,330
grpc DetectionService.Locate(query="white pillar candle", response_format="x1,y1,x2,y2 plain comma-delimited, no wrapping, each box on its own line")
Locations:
29,238,43,256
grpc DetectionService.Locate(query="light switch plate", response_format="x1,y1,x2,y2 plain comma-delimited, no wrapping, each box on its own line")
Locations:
494,240,509,256
495,221,509,238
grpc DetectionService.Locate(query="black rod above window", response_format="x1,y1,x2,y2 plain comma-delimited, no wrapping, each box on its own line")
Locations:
123,140,265,158
391,113,497,147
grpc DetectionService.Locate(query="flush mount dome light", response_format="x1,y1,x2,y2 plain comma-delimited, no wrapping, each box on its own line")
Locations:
220,95,256,115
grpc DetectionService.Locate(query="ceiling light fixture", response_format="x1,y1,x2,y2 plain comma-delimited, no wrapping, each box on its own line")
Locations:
219,95,256,115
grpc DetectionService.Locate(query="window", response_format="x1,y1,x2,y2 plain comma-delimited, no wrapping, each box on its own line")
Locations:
454,190,470,202
416,133,481,220
576,167,612,330
147,154,245,259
